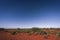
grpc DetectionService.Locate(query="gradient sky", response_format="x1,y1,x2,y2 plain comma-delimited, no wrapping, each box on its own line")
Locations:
0,0,60,28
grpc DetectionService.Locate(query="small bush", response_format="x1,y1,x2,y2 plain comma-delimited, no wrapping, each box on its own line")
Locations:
26,30,32,33
16,28,21,33
40,31,47,35
32,27,41,32
10,31,17,35
56,32,60,37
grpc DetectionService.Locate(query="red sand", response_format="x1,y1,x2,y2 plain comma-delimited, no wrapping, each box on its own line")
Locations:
0,31,60,40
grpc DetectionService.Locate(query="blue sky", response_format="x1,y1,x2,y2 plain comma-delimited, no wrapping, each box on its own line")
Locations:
0,0,60,28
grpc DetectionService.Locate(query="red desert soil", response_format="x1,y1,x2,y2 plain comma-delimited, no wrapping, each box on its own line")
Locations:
0,32,60,40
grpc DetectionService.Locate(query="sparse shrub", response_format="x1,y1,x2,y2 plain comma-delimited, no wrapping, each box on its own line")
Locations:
48,31,51,34
28,31,33,35
32,27,41,32
40,31,47,35
16,28,21,33
26,30,31,33
10,31,17,35
56,32,60,40
56,32,60,37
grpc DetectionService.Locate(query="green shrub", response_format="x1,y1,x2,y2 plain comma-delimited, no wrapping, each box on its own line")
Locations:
32,27,41,32
40,31,47,35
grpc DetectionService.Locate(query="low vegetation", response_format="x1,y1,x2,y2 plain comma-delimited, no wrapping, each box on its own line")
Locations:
0,28,5,31
56,32,60,37
40,31,47,35
0,28,60,40
10,31,17,35
0,28,60,35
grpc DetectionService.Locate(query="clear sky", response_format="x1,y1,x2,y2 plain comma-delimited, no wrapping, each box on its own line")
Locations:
0,0,60,28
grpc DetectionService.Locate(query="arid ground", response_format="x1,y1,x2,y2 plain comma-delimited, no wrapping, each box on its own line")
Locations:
0,28,60,40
